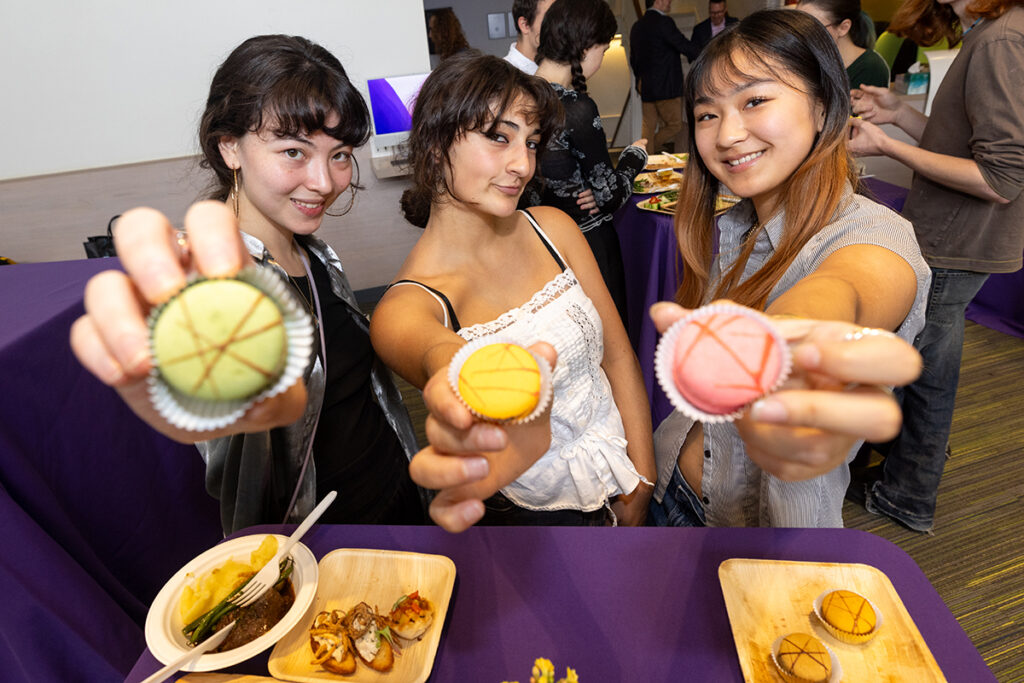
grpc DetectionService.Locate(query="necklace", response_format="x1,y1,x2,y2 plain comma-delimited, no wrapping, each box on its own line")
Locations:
288,272,319,330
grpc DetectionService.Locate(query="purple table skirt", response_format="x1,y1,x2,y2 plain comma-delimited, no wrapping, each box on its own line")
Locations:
126,524,993,682
0,259,223,683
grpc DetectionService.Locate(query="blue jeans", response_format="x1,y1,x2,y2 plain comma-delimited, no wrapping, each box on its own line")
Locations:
648,464,706,527
867,267,989,532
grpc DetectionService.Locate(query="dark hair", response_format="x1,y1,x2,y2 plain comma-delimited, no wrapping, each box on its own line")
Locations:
198,35,370,201
888,0,1022,45
400,52,563,228
429,8,470,60
799,0,873,48
512,0,543,35
535,0,618,94
645,0,657,9
676,9,857,310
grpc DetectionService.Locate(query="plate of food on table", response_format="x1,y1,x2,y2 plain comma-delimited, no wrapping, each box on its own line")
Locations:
633,169,684,194
144,533,319,671
268,548,455,682
637,190,742,216
644,152,689,170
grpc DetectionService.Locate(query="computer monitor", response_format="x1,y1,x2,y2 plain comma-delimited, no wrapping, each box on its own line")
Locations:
365,71,431,160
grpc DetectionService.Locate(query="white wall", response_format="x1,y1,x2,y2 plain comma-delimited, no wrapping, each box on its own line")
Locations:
0,0,431,180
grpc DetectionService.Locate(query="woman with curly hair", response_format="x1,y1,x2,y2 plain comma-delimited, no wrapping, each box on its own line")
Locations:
522,0,648,327
848,0,1024,532
428,8,471,61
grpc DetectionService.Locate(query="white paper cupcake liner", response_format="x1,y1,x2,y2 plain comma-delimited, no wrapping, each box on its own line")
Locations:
771,633,842,683
654,303,792,423
147,265,315,432
447,335,553,425
813,588,883,644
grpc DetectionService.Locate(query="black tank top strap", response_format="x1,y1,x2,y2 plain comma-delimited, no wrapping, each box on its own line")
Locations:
520,209,567,272
388,279,461,332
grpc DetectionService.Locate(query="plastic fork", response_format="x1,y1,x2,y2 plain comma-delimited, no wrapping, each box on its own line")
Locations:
228,490,337,609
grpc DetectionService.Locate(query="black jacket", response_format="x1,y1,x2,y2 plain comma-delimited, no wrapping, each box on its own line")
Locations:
629,10,699,102
690,15,739,53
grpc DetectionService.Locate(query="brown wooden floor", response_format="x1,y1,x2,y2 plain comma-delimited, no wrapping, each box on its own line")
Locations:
383,314,1023,681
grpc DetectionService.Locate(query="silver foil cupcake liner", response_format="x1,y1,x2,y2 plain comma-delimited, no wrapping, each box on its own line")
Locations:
447,335,553,425
147,265,315,432
654,303,792,423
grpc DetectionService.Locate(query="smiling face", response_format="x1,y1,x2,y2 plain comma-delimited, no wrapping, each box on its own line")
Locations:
443,96,541,219
219,112,354,241
692,53,824,220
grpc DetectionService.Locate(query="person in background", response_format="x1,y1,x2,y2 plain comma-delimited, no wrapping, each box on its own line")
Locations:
428,8,470,61
651,9,930,528
69,35,426,534
505,0,556,74
371,52,656,526
525,0,648,328
798,0,890,88
629,0,700,153
691,0,739,53
848,0,1024,532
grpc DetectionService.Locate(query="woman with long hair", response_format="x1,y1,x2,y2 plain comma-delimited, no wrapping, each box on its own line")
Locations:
71,35,426,533
848,0,1024,532
370,52,657,526
522,0,648,327
428,8,471,61
649,9,930,528
797,0,890,87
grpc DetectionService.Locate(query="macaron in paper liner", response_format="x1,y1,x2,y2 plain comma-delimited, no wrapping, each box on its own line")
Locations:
146,265,314,431
771,632,842,683
813,588,883,644
447,336,553,424
654,303,791,423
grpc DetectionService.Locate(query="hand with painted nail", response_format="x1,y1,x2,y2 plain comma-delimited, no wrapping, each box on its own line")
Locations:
409,342,558,532
69,202,306,443
650,301,921,482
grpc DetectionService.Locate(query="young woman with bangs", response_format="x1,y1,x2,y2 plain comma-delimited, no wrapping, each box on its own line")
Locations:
71,35,426,533
848,0,1024,532
370,52,656,527
647,10,931,528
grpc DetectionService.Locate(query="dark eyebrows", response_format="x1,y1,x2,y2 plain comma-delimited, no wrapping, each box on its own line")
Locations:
695,78,776,105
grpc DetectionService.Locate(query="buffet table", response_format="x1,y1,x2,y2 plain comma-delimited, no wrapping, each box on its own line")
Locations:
125,524,993,682
0,259,223,681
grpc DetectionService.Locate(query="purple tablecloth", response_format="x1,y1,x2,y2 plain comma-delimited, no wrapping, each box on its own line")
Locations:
125,524,993,682
0,259,222,683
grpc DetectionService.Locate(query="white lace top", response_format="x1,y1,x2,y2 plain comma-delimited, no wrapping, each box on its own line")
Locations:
456,218,644,512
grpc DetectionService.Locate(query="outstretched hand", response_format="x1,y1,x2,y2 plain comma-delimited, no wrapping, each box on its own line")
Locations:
650,301,920,482
409,342,558,532
69,201,307,442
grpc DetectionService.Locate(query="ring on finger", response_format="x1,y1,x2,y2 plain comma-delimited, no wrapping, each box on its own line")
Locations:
842,326,896,342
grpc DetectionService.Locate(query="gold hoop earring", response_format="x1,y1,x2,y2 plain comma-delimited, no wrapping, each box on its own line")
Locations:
231,168,240,218
325,185,357,217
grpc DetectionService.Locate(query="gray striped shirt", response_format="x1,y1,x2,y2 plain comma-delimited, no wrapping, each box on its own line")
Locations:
652,187,930,527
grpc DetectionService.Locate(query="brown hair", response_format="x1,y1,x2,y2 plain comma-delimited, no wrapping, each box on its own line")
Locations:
889,0,1021,46
535,0,618,94
675,10,857,310
400,52,563,228
429,8,470,60
198,35,370,201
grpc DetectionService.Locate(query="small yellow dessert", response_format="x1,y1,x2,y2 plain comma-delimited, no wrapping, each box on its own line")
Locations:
152,279,287,401
820,589,878,643
775,633,831,683
456,343,541,421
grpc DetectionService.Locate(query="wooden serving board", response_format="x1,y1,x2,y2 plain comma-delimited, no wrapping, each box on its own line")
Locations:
268,549,455,683
718,559,946,682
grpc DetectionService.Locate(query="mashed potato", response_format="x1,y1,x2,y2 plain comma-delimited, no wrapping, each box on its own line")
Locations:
179,535,278,624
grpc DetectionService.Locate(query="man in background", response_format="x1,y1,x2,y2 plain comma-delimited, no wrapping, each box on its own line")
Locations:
505,0,555,74
629,0,699,153
691,0,738,53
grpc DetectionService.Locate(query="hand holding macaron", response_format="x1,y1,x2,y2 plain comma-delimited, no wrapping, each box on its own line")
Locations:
70,201,307,443
409,342,558,532
650,301,921,482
